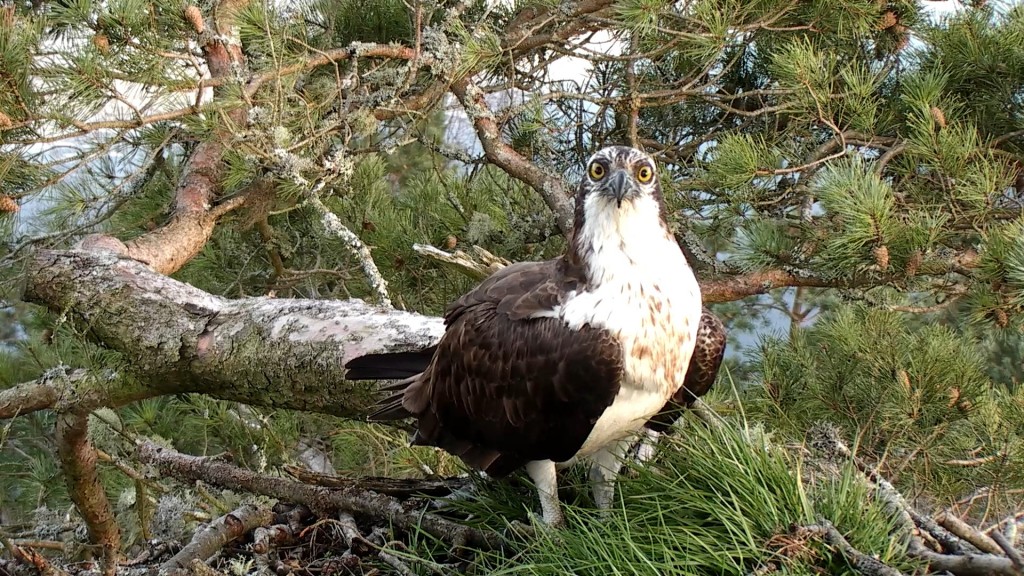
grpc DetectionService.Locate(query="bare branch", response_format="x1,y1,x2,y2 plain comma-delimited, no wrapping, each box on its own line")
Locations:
18,250,443,419
55,411,119,575
412,243,511,280
282,465,469,498
136,441,501,550
800,521,907,576
307,195,392,307
160,504,274,576
451,78,574,235
908,540,1022,576
990,531,1024,573
936,511,1003,555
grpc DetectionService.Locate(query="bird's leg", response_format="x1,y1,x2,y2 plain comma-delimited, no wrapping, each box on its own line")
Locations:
632,428,661,465
525,459,563,527
589,438,632,511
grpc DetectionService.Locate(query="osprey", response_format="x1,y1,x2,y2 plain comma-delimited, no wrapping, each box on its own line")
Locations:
345,146,704,526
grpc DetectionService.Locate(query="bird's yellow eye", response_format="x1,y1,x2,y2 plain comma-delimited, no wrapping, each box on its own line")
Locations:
588,161,606,180
636,165,654,184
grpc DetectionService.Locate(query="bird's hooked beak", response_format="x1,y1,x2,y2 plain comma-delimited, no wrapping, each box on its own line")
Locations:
605,169,635,208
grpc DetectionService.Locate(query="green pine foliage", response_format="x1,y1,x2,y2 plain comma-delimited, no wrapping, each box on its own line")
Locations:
750,305,1024,509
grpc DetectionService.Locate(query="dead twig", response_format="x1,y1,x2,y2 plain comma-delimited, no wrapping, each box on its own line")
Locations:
159,504,274,576
801,520,906,576
337,513,373,556
137,441,501,551
0,533,71,576
990,531,1024,573
936,511,1002,555
378,547,418,576
908,539,1023,576
251,524,295,555
121,540,180,567
283,464,470,497
412,243,512,281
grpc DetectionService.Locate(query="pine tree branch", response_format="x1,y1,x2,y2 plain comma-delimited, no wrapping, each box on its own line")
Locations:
699,249,979,303
306,195,392,307
501,0,615,55
800,521,907,576
17,249,443,419
55,0,253,277
451,78,575,235
0,368,152,421
159,504,274,576
14,241,985,424
0,371,65,419
136,441,502,550
55,411,120,576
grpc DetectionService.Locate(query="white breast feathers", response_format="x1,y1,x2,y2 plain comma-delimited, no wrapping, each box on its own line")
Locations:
558,193,703,454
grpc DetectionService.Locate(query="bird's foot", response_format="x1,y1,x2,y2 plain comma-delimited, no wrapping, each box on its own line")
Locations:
428,481,481,512
504,512,564,542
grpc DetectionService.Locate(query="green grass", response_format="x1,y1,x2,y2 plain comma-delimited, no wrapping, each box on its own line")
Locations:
464,417,916,576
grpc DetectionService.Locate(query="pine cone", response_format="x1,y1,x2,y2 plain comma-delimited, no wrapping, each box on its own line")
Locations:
893,24,910,50
0,110,12,129
444,235,458,249
873,244,890,271
906,250,922,277
878,11,898,30
930,106,947,129
0,195,18,213
92,33,110,54
994,308,1009,328
947,387,961,409
184,5,205,34
897,369,911,392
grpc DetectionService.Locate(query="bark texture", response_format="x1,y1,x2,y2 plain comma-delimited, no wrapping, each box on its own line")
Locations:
55,411,120,575
19,249,444,418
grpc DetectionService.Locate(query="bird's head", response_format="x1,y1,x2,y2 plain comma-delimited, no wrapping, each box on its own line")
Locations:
566,146,674,279
580,146,661,209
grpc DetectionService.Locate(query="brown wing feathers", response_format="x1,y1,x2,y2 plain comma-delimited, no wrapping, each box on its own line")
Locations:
420,309,623,474
346,259,624,477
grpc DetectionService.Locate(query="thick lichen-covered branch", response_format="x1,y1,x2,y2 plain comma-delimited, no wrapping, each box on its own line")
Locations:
13,249,443,420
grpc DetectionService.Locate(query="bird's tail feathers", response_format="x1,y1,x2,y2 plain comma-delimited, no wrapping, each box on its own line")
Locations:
367,377,417,421
344,346,436,381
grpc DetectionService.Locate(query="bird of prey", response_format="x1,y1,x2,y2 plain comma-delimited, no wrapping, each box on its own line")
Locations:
345,146,703,527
